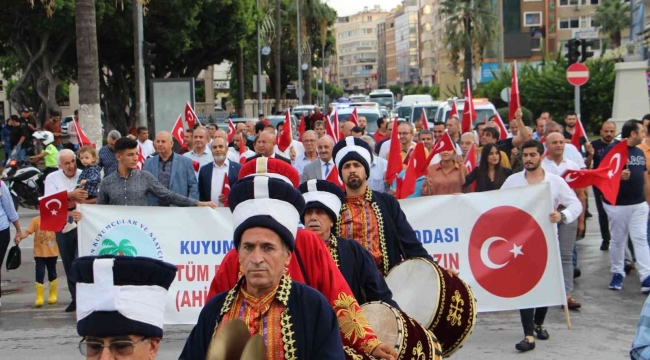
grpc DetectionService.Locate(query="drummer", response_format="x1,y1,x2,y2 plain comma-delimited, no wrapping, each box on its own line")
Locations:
73,255,177,360
205,158,397,360
181,176,345,359
333,137,433,275
299,179,399,308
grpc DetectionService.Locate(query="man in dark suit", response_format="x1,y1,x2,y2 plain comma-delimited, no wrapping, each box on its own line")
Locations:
143,131,198,206
198,138,242,206
246,131,291,164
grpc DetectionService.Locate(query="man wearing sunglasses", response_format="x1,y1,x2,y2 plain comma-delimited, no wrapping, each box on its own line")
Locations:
72,255,177,359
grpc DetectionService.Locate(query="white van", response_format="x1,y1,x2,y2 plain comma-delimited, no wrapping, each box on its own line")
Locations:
435,98,498,127
410,101,444,126
396,94,434,121
368,90,395,110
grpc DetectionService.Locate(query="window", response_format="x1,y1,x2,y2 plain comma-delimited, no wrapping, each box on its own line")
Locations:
589,0,600,4
559,17,580,29
531,38,541,50
423,5,431,14
579,16,591,28
559,0,580,5
524,12,542,27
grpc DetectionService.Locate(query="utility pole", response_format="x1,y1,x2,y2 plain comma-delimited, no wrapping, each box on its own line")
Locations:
133,1,147,127
296,0,303,105
497,0,505,70
256,0,263,113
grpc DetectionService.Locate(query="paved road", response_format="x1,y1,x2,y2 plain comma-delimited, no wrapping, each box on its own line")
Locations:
0,201,646,359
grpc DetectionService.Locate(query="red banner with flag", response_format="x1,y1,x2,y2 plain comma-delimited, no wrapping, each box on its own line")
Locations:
421,109,430,130
137,144,145,170
509,62,520,122
450,101,459,119
39,190,69,231
349,107,359,127
184,102,198,129
425,131,456,164
386,117,403,184
461,80,476,133
325,115,339,143
222,173,231,207
325,165,345,189
493,112,509,140
227,118,236,143
399,142,427,199
277,111,293,152
72,120,93,147
464,143,477,191
171,115,186,147
570,117,587,150
298,115,306,141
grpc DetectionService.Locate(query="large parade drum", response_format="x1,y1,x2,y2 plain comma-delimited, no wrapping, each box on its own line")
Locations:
385,258,477,357
361,301,442,360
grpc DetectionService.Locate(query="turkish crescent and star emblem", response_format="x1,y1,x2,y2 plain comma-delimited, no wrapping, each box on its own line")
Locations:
468,206,548,298
608,153,621,178
45,199,62,216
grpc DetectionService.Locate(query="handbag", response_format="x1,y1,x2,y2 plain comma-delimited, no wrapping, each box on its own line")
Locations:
6,244,21,270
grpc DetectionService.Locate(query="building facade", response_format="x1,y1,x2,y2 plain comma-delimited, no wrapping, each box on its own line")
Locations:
394,1,420,85
419,0,436,86
377,19,387,88
334,5,388,93
386,11,398,86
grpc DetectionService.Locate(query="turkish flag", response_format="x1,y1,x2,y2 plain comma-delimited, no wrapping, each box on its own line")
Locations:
349,107,359,126
184,102,198,129
221,173,230,207
385,116,403,184
570,117,587,150
39,190,69,231
425,131,456,164
277,111,293,152
72,120,93,148
399,142,427,199
227,118,236,143
561,167,610,189
238,133,247,165
421,109,430,130
509,62,520,122
493,112,508,140
325,165,345,189
595,141,629,204
449,101,459,119
464,143,477,191
136,144,145,170
461,80,476,134
171,115,185,147
468,206,548,298
331,111,340,142
325,115,338,143
298,115,306,141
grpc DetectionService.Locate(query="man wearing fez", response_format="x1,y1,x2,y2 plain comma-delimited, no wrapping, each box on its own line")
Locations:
299,179,399,308
73,255,177,359
333,136,432,275
206,157,396,360
181,176,345,359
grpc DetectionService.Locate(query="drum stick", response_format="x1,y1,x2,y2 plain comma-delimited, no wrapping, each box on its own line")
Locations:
563,303,572,330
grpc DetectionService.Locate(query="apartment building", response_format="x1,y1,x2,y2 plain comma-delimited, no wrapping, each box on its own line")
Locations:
394,0,420,85
334,5,388,92
386,11,398,86
419,0,436,86
377,19,387,88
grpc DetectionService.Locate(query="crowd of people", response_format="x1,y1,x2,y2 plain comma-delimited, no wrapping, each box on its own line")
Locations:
2,106,650,359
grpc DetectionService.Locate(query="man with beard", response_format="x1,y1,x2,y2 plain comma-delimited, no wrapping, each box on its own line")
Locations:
299,179,399,308
563,111,578,141
446,116,462,144
501,140,582,352
358,116,368,135
198,137,242,207
591,121,617,250
333,137,432,275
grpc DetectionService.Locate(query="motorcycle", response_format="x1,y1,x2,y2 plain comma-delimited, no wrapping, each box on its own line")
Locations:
2,159,44,211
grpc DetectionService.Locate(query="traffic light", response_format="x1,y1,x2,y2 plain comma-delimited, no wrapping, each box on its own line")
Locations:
143,42,157,65
565,39,581,66
581,39,595,62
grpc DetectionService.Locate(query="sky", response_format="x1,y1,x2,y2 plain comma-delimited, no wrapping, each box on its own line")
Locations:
326,0,402,17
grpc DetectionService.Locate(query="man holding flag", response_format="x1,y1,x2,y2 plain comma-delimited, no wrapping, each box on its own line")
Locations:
198,137,241,207
602,120,650,292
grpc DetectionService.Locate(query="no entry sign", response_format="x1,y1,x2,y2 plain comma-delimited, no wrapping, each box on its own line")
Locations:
567,63,589,87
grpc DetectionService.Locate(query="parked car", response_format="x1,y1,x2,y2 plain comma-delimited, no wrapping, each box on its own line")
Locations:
435,98,498,127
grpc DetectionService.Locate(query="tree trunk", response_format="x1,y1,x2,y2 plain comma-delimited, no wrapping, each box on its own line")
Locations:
304,53,312,104
274,0,282,112
464,44,473,89
75,0,103,146
237,45,245,117
613,31,621,48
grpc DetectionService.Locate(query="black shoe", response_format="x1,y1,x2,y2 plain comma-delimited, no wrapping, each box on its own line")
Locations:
625,260,635,275
534,325,549,340
515,338,536,352
65,300,76,313
586,211,593,218
600,240,610,251
574,268,581,279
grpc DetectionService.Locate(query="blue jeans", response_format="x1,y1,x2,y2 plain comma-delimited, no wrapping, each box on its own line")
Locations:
56,230,78,300
35,257,58,284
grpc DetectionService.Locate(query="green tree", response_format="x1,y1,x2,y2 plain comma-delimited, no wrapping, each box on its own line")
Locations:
593,0,630,48
439,0,495,89
98,239,138,256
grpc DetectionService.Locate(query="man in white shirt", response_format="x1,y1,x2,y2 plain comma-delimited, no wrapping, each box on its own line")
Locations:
209,138,228,206
228,134,255,163
360,135,388,192
294,131,318,176
501,139,582,353
544,121,586,168
300,135,335,183
183,126,212,177
137,127,155,158
43,149,87,313
541,132,585,310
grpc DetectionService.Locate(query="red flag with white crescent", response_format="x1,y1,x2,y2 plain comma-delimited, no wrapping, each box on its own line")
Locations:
461,80,476,133
136,144,145,170
465,143,477,191
39,190,69,231
400,142,427,199
385,117,403,184
171,115,186,147
325,164,345,189
277,111,293,152
184,102,198,129
421,109,430,130
221,173,231,207
298,115,306,141
493,112,509,140
349,107,359,127
425,132,456,164
72,120,94,148
449,101,459,119
227,118,236,143
509,61,521,122
570,117,587,150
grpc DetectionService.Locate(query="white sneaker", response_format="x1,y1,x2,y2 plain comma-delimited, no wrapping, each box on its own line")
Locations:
62,220,77,234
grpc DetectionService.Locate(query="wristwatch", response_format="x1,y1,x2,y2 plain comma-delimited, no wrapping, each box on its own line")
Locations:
560,212,567,224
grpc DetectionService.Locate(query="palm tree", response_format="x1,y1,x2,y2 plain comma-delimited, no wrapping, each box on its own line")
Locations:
99,239,138,256
439,0,495,88
593,0,629,48
75,0,103,147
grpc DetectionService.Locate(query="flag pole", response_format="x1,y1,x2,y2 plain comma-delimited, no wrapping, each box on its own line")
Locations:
564,302,572,330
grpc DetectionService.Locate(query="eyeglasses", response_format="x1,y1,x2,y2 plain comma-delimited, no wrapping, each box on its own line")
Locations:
79,337,149,358
398,132,412,137
303,139,316,143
